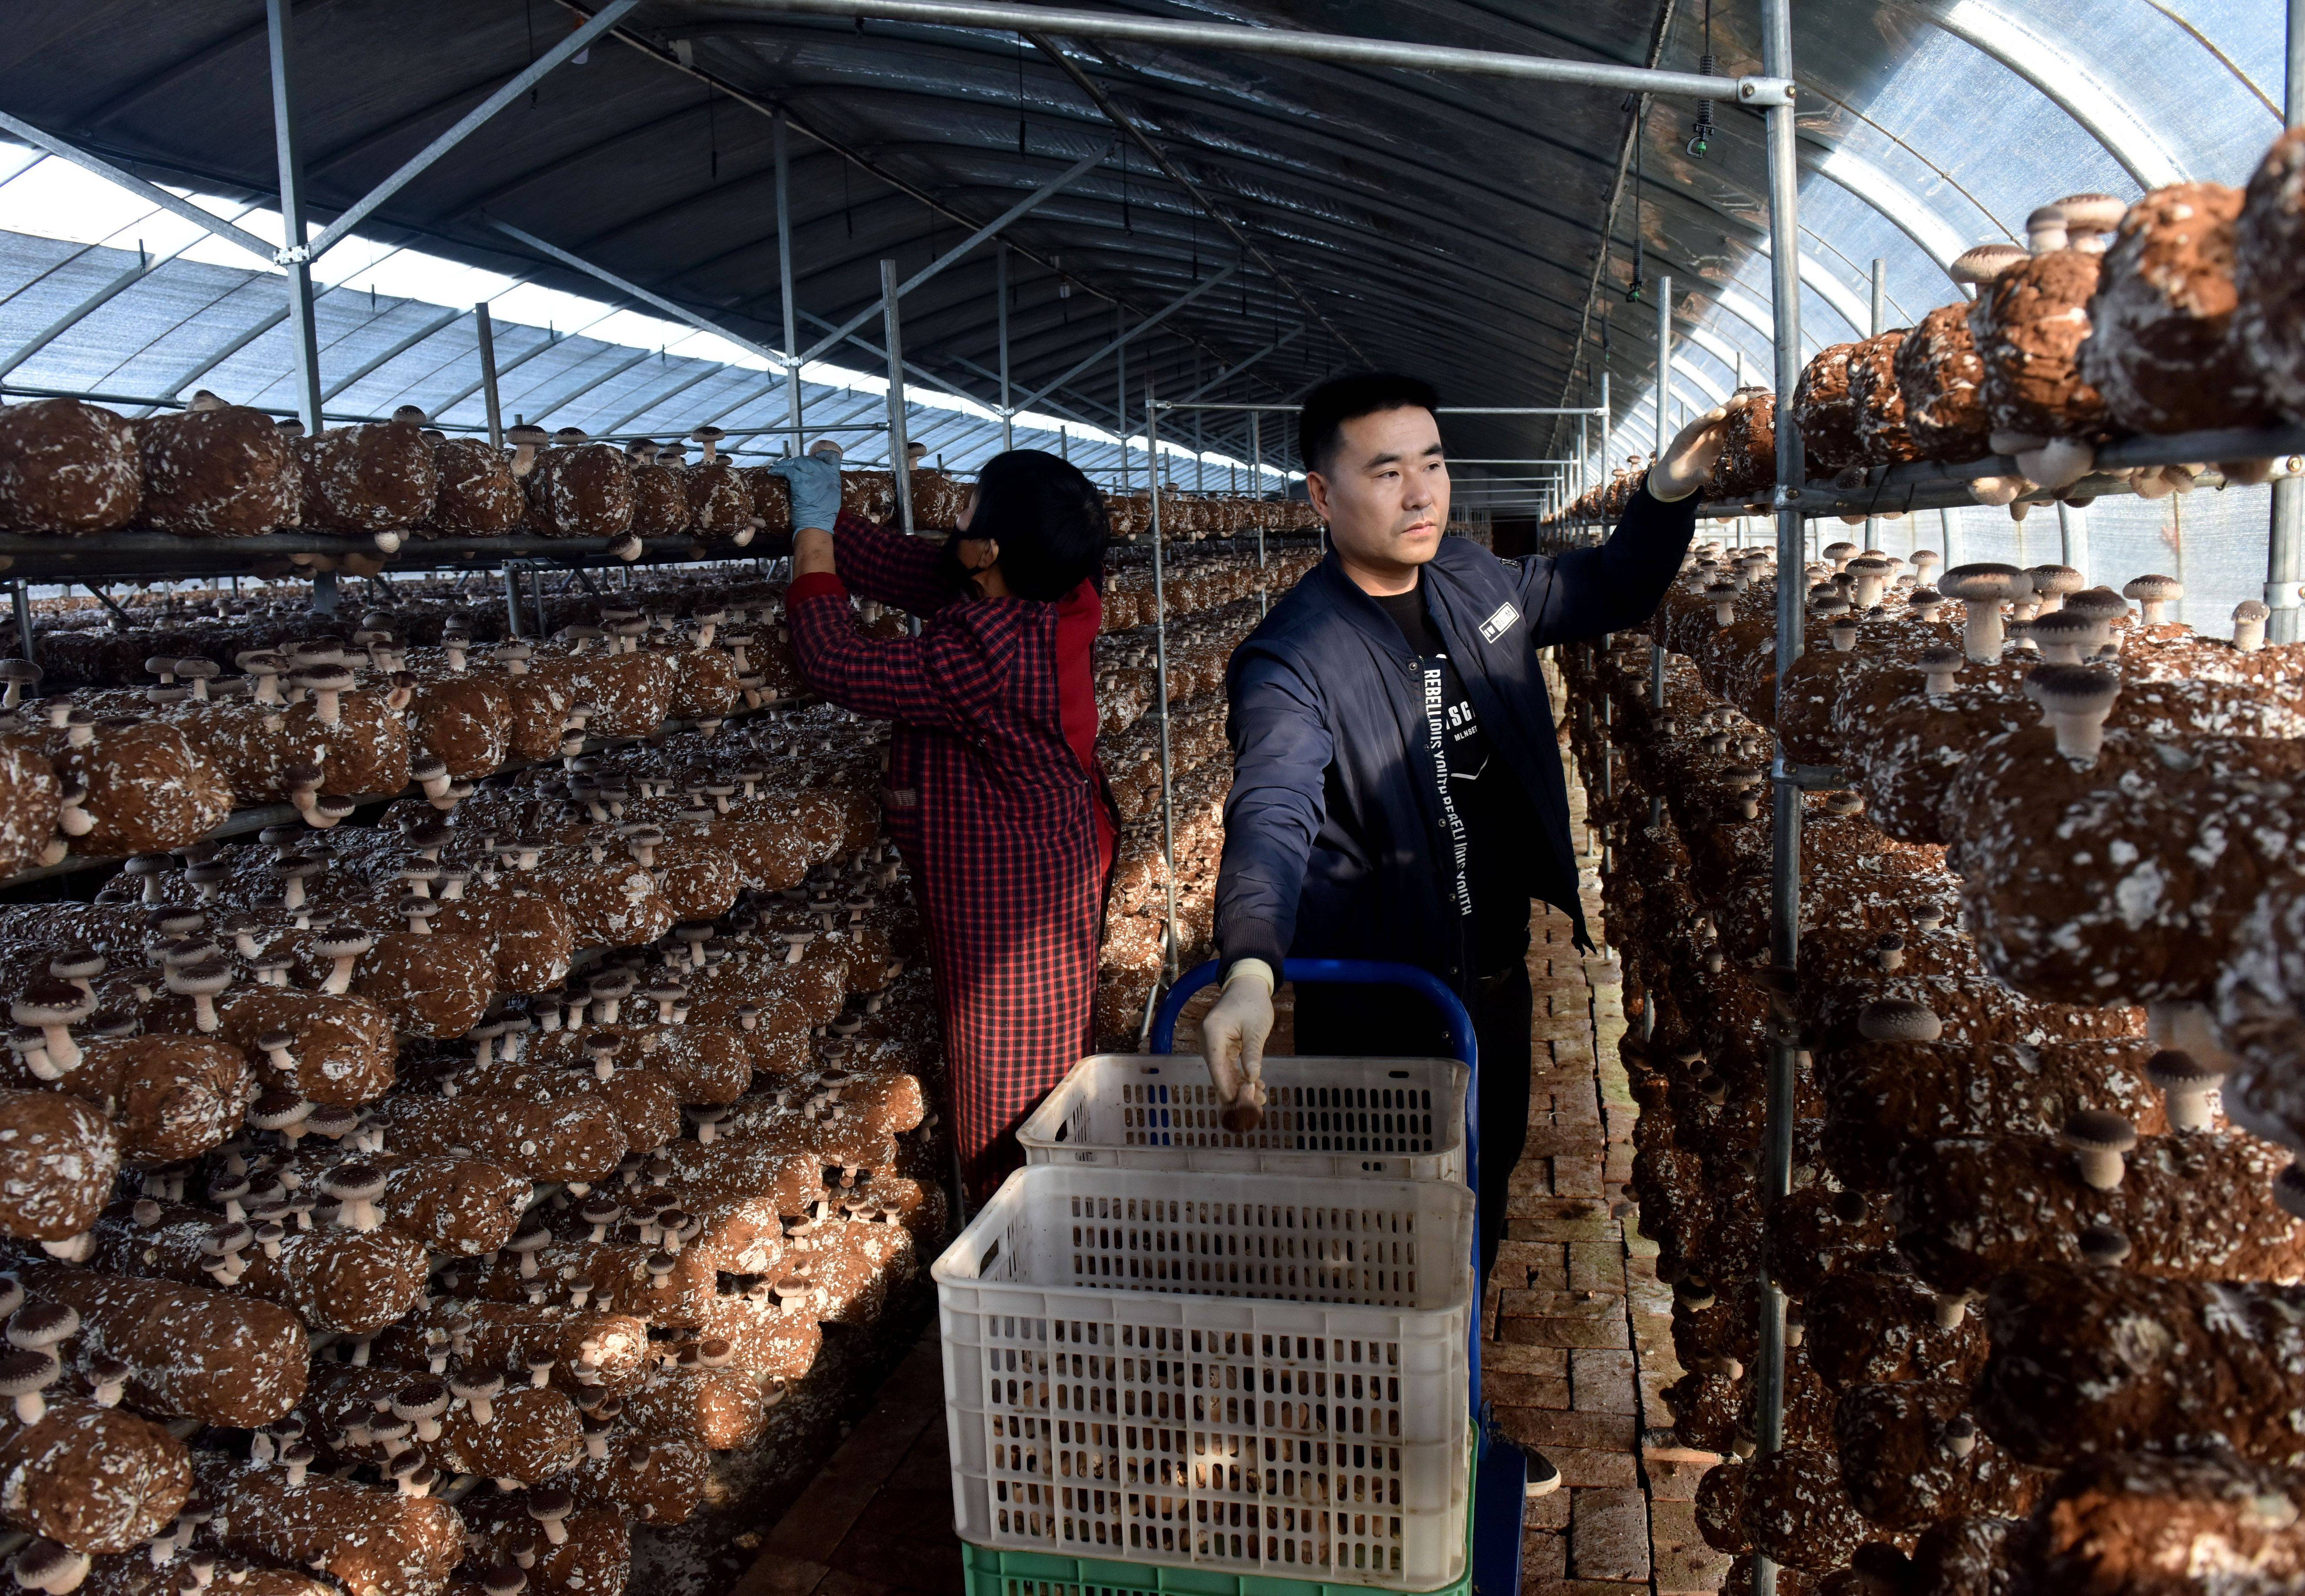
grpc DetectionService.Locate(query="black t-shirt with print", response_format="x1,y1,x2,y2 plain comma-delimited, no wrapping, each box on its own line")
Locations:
1370,580,1537,973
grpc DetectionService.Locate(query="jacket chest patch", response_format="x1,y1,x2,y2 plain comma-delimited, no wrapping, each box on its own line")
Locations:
1477,601,1520,644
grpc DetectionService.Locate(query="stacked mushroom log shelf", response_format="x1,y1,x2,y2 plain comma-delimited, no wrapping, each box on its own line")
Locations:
1552,125,2305,531
0,394,1319,584
0,663,977,1596
1553,527,2305,1594
0,576,838,895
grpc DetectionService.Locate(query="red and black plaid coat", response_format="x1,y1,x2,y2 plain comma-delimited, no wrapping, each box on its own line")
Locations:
786,511,1113,1200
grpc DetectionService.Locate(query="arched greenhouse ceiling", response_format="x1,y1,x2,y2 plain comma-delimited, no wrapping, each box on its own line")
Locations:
0,0,2283,501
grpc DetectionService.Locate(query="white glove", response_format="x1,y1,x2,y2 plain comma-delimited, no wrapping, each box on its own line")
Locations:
1647,406,1731,502
1201,959,1275,1123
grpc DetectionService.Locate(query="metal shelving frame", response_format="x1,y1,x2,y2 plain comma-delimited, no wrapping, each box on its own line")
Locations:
1531,14,2305,1590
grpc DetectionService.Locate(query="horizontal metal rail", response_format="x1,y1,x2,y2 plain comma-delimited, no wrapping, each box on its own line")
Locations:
1554,424,2305,524
722,0,1793,102
0,528,795,585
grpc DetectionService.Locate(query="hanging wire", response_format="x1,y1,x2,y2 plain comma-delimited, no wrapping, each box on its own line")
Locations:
1688,0,1716,157
707,85,719,181
1626,105,1647,303
1017,34,1028,157
1120,141,1132,233
843,160,854,238
524,0,541,107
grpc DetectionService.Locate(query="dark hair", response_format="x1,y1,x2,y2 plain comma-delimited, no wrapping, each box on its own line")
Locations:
958,449,1109,601
1299,371,1440,475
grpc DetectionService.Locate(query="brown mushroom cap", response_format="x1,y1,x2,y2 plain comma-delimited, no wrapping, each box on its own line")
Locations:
2146,1049,2224,1088
11,979,95,1027
1855,998,1943,1043
504,1223,553,1255
2061,1109,2137,1155
526,1486,576,1521
392,1381,451,1421
2025,609,2111,651
6,1302,78,1349
0,1347,58,1397
1949,243,2027,285
2076,1224,2131,1264
1938,563,2031,603
291,664,357,694
2054,192,2128,234
319,1163,387,1203
164,959,234,998
2027,663,2120,716
2062,587,2128,622
305,1104,360,1139
451,1369,506,1401
47,950,103,982
2122,573,2183,605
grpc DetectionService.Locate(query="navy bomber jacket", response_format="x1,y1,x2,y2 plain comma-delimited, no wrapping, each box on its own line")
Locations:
1213,483,1699,996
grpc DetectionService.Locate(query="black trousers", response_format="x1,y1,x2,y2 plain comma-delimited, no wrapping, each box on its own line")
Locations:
1291,933,1532,1285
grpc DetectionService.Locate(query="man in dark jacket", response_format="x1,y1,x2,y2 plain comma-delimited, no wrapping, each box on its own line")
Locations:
1203,372,1724,1284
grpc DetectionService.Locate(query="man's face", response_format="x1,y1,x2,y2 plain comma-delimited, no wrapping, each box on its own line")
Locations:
1305,406,1450,588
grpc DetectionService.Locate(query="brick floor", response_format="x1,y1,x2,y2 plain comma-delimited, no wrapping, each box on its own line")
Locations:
1497,667,1728,1596
730,664,1719,1596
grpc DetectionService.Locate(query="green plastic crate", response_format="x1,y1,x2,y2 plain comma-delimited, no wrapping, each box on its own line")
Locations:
959,1438,1477,1596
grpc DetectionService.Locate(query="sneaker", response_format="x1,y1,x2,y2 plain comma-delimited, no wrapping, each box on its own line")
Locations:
1525,1450,1561,1498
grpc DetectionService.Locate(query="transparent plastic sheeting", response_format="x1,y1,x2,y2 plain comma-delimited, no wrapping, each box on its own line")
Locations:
1600,0,2282,520
0,225,1284,487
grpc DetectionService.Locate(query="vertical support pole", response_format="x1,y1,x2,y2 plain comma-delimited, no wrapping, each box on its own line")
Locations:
475,303,505,450
997,243,1013,451
12,581,33,667
266,0,321,435
1116,312,1130,493
1148,381,1181,980
1940,506,1964,567
1598,371,1612,474
777,113,804,448
1252,411,1267,614
1865,259,1884,555
1754,10,1802,1595
503,561,523,640
2274,5,2305,644
2057,501,2090,581
1654,274,1672,462
1650,274,1670,829
880,260,915,536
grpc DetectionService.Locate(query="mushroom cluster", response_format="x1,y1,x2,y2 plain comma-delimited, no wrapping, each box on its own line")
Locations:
0,401,1316,573
0,580,812,880
1553,128,2305,530
0,652,947,1596
1560,528,2305,1591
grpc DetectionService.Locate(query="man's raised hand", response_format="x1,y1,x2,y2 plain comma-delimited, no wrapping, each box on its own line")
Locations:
1648,407,1731,503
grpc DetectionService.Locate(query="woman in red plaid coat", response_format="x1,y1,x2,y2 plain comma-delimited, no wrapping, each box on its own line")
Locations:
771,446,1115,1202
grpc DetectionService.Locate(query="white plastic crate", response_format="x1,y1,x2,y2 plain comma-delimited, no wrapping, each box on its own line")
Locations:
935,1164,1475,1592
1015,1054,1468,1182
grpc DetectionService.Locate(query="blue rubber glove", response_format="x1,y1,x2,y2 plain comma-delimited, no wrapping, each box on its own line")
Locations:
767,452,842,534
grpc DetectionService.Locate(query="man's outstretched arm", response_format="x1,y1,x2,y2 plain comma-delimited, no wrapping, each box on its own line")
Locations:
1518,407,1727,646
1204,648,1334,1107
